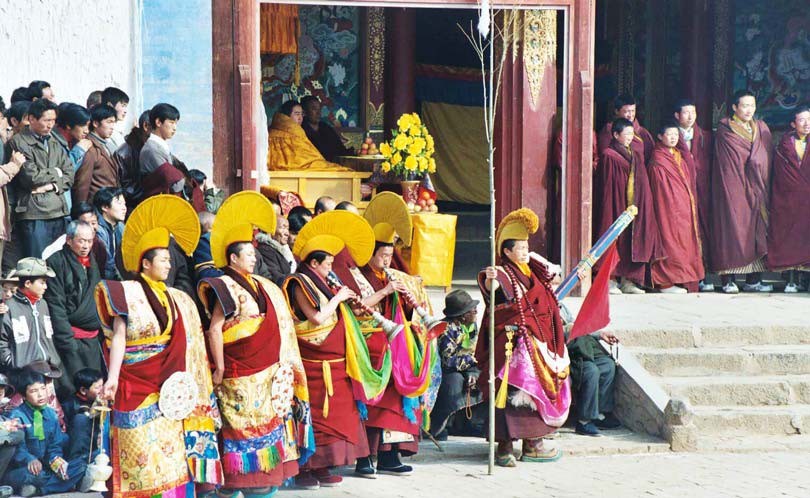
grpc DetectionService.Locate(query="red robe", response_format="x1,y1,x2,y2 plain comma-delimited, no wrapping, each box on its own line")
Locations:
474,259,567,441
767,132,810,270
710,118,773,271
597,119,655,165
648,144,705,287
675,125,712,267
348,266,420,456
284,269,370,469
597,140,664,284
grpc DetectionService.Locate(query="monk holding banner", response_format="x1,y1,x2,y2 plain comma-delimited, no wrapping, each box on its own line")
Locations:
476,208,570,467
711,90,773,294
648,122,705,293
767,106,810,292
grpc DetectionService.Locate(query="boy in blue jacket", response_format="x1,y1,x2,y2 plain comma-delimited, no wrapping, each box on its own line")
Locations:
4,369,86,497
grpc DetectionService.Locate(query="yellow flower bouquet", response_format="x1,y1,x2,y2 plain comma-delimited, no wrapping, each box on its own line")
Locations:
379,112,436,180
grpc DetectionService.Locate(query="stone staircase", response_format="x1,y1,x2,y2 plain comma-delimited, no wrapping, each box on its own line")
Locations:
621,324,810,451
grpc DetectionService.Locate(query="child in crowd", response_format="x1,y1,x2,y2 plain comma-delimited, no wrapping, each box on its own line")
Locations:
61,368,104,461
0,374,24,497
0,272,18,315
4,369,86,497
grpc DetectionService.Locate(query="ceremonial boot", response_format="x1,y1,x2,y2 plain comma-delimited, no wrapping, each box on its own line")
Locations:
354,456,377,479
520,438,562,463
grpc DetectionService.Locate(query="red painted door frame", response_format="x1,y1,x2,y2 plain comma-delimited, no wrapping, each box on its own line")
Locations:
212,0,595,288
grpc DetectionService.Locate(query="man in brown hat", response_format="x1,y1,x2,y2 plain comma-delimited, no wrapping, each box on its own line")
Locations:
430,289,484,439
0,258,69,395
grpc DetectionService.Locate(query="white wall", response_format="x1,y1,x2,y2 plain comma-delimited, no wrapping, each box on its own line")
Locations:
0,0,140,130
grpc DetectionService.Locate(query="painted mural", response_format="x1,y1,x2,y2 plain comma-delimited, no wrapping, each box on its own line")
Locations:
733,3,810,128
261,5,361,129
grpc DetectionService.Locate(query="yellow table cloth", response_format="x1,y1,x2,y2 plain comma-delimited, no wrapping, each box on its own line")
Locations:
408,213,457,287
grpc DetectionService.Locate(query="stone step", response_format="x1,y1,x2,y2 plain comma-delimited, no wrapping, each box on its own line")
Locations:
691,404,810,436
614,325,810,349
662,375,810,406
631,345,810,377
694,434,810,453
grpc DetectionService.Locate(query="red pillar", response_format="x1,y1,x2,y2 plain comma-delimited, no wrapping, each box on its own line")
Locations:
494,12,557,255
383,8,416,135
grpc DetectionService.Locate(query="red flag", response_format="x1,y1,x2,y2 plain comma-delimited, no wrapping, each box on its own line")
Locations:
568,243,619,343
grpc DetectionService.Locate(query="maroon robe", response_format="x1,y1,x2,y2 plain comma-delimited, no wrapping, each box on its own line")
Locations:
675,125,712,267
710,118,773,271
474,258,566,441
344,265,420,456
648,144,705,287
597,119,655,165
597,140,664,284
284,269,370,469
767,132,810,270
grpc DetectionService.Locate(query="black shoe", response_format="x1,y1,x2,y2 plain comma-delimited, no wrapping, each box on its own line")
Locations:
377,463,413,476
377,450,413,475
595,413,622,429
354,456,377,479
575,421,601,437
433,429,448,441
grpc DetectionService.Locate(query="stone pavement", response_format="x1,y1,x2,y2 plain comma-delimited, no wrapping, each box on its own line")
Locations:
279,451,810,498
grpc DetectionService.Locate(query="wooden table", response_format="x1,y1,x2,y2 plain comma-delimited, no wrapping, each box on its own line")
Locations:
336,154,386,172
268,170,374,209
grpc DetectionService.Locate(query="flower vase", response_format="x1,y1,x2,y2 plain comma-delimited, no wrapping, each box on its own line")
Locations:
400,180,420,206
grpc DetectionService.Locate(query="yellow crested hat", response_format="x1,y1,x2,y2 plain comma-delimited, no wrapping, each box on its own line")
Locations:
363,192,413,246
121,195,201,273
495,208,539,254
211,191,276,268
293,211,375,266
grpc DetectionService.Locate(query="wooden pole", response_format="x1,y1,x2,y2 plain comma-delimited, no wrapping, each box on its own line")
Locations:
486,5,496,476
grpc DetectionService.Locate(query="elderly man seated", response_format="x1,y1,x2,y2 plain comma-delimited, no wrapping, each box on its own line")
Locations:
266,100,350,172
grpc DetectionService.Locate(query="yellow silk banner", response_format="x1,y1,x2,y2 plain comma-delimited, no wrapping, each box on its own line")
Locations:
409,213,457,287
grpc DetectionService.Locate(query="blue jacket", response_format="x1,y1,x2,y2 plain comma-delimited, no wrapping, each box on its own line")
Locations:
95,212,124,280
8,403,64,466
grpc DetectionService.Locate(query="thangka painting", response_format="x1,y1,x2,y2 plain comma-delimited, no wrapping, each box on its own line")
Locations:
261,5,362,128
732,3,810,128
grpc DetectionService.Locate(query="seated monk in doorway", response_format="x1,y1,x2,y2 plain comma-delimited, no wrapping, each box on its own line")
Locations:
267,100,351,172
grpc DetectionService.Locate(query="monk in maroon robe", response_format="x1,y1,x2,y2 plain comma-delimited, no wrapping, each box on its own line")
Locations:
767,106,810,292
338,242,420,475
673,99,713,290
597,94,655,164
710,91,773,293
597,118,663,293
648,123,704,292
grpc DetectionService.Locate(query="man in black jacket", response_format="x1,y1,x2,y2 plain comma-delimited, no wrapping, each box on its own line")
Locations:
44,220,104,381
255,214,295,286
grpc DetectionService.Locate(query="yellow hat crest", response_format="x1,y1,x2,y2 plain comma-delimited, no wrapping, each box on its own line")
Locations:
495,208,539,254
293,211,375,266
121,195,201,273
211,191,277,268
363,192,413,246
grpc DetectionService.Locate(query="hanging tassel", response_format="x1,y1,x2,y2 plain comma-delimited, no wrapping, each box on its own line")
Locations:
322,361,333,418
494,329,515,409
355,400,368,421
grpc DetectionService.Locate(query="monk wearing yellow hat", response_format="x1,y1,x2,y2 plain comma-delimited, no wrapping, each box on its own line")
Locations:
476,208,571,467
197,191,313,498
281,211,392,490
94,195,223,497
334,192,429,476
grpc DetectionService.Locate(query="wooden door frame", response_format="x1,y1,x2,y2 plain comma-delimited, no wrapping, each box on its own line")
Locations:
212,0,595,284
